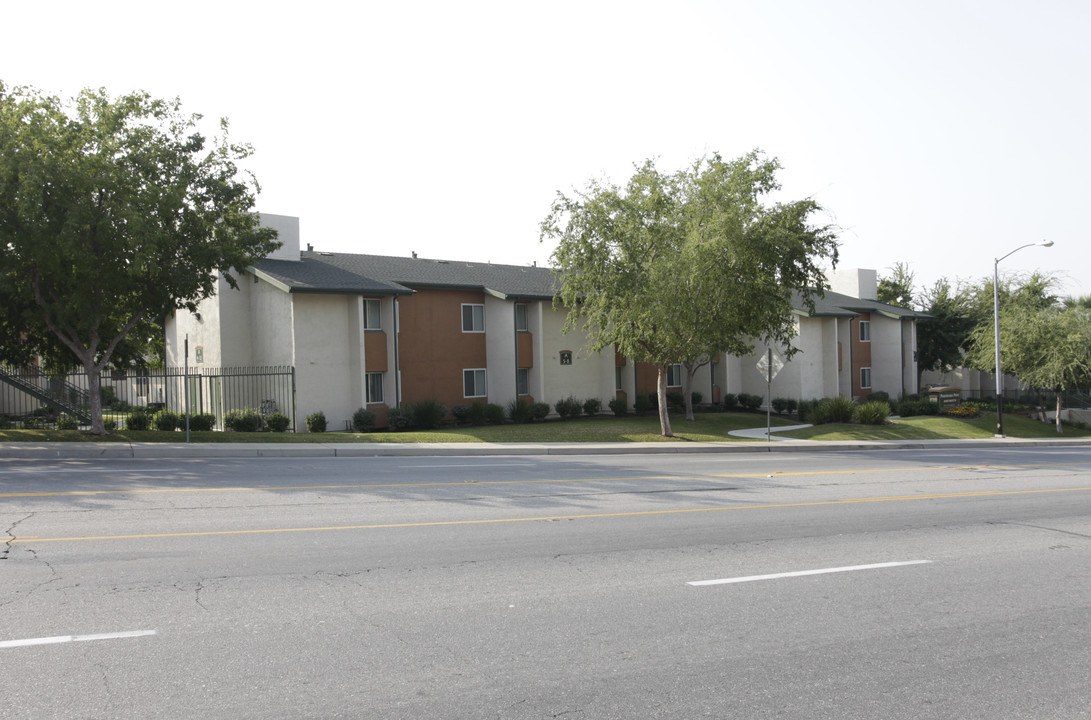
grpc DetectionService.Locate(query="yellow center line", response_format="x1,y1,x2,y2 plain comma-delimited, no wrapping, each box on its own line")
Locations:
10,486,1091,544
2,461,1090,498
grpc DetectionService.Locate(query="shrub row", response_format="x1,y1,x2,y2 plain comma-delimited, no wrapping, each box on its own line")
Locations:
507,398,551,424
797,396,889,425
451,402,507,426
723,393,763,411
123,408,293,432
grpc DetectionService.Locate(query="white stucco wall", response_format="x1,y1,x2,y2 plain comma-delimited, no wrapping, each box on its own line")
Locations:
248,278,294,367
291,294,362,431
836,318,852,397
258,214,301,262
901,320,918,396
871,315,903,398
215,275,255,367
485,296,518,409
830,268,878,300
537,303,615,410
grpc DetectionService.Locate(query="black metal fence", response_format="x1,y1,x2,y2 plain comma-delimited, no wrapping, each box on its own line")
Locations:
0,365,296,431
951,386,1091,409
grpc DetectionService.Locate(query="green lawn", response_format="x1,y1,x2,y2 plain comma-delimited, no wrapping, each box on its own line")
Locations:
1,411,1086,444
777,413,1091,441
0,412,793,444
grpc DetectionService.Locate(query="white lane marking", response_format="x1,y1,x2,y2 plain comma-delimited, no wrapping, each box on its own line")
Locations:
0,630,157,649
398,463,534,468
687,560,932,586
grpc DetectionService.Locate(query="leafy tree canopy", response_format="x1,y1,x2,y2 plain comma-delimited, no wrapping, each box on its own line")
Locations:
964,304,1091,433
542,150,838,435
0,82,280,432
877,261,916,309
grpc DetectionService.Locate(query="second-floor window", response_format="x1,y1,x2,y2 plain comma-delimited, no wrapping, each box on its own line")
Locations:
462,304,485,333
364,299,381,329
515,303,528,332
859,320,871,342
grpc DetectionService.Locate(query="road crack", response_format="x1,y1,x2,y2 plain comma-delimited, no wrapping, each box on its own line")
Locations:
997,521,1091,541
2,513,33,561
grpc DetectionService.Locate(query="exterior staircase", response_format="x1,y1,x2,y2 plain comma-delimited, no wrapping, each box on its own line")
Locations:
0,366,93,423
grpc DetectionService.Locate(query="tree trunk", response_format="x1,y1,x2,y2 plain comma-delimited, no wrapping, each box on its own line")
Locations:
1034,389,1048,422
84,360,107,435
657,365,673,437
1056,389,1064,434
683,363,703,422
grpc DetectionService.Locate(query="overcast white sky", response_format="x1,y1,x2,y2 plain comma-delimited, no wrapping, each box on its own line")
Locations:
4,0,1088,300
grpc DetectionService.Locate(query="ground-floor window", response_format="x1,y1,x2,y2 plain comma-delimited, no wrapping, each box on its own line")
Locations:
860,367,872,390
516,368,529,396
464,368,487,398
666,363,682,388
615,366,623,391
366,372,384,404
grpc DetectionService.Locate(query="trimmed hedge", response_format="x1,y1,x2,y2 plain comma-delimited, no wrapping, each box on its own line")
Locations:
265,412,291,432
225,409,264,432
352,408,377,432
187,413,216,432
305,411,327,433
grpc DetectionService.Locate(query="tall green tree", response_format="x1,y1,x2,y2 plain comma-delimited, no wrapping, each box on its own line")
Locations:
0,82,279,433
877,261,916,309
964,305,1091,433
914,277,976,389
542,151,838,436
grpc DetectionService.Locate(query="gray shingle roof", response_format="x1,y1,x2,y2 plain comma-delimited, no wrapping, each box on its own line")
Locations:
253,251,926,320
795,289,929,320
254,252,559,299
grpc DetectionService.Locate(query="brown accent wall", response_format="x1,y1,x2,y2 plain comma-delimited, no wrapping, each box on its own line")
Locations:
851,312,873,398
614,345,627,366
364,331,388,372
517,332,534,368
398,288,488,409
635,361,659,395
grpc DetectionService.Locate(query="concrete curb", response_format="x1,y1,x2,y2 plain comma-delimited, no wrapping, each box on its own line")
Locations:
2,436,1091,460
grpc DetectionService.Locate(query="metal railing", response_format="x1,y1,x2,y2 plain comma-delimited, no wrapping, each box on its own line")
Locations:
945,386,1091,409
0,366,92,422
1,365,296,431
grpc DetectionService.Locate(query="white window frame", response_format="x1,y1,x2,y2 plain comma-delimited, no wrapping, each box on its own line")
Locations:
463,368,487,398
666,363,682,388
859,320,871,342
615,366,623,391
366,372,384,404
860,367,872,389
515,303,528,332
516,368,529,396
462,304,485,333
364,299,382,330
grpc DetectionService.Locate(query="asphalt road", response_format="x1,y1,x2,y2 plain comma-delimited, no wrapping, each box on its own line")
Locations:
2,447,1090,719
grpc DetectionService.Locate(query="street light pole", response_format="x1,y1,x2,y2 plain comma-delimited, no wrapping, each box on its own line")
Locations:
993,240,1053,437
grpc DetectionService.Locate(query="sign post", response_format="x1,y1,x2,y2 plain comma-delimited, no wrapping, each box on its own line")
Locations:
184,335,190,443
755,349,784,442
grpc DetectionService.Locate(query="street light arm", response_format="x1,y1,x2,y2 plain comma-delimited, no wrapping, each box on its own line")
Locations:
995,240,1053,265
992,239,1053,438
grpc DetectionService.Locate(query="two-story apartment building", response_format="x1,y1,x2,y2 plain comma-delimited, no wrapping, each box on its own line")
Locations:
164,215,924,430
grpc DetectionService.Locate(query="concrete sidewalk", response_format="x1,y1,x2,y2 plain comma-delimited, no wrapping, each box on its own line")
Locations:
3,435,1091,459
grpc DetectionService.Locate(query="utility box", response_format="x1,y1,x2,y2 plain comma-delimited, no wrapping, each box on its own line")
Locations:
927,386,962,409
